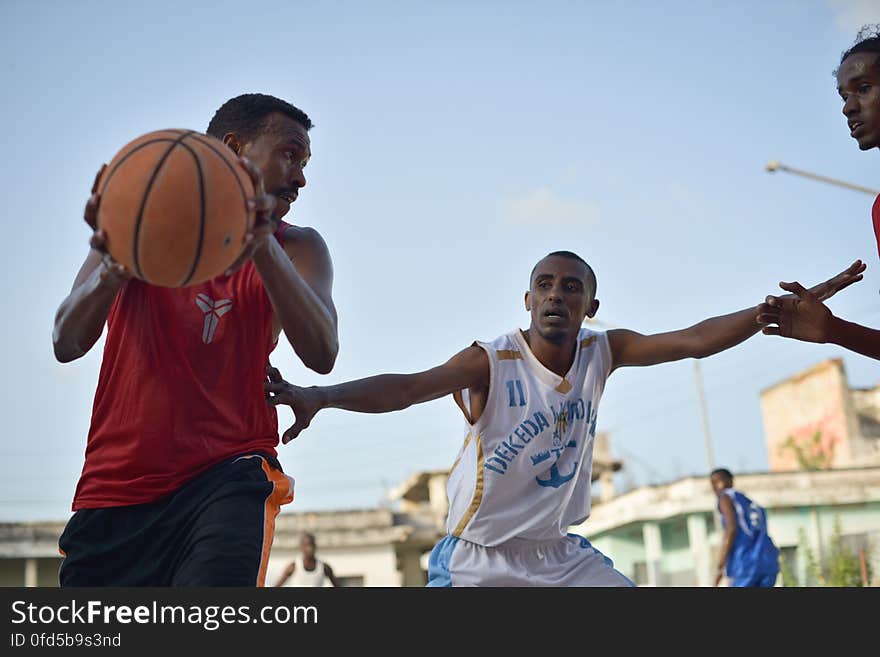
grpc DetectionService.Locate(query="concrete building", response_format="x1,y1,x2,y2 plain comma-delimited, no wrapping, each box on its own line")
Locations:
266,473,449,588
570,466,880,586
0,521,65,587
566,360,880,587
761,358,880,471
0,507,443,589
6,465,878,587
0,437,622,587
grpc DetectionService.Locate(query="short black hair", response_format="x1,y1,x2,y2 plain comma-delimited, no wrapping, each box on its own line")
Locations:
835,24,880,77
710,467,733,481
530,251,598,296
206,93,312,142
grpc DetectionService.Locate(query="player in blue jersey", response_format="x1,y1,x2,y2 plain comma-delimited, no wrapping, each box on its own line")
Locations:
710,468,779,587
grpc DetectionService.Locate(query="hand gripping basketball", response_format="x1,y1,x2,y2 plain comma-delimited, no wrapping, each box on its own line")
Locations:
235,156,279,260
94,129,257,287
84,164,132,288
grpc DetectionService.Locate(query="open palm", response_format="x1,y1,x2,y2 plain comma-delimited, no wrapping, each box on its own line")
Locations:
264,366,323,443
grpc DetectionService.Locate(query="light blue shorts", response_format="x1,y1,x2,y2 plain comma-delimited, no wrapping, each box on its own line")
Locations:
427,533,635,587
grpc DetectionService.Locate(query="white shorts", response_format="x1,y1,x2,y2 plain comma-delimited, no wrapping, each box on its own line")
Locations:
427,534,635,587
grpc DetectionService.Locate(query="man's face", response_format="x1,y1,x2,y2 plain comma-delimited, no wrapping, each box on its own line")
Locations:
837,52,880,151
525,256,598,343
301,536,316,559
710,473,730,497
239,112,311,219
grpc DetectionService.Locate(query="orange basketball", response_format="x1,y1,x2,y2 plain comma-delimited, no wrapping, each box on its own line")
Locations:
96,129,256,287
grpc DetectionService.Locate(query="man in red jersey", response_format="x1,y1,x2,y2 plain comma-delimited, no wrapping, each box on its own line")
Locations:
757,26,879,360
52,94,338,586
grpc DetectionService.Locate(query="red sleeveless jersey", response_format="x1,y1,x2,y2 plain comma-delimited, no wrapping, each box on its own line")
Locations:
72,225,290,510
873,193,880,260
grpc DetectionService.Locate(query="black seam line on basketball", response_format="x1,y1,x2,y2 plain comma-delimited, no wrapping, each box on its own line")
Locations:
98,137,187,274
97,132,189,196
132,131,197,280
175,140,206,287
185,134,251,232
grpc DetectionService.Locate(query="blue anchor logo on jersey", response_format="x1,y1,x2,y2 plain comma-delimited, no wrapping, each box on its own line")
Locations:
536,461,578,488
529,399,588,487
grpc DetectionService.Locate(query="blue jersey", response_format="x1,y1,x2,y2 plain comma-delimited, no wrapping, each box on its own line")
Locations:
718,489,779,583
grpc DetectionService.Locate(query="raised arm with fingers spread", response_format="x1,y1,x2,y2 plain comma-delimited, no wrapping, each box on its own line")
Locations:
264,345,489,443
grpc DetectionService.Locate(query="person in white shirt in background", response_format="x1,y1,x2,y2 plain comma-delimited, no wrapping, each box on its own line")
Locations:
274,533,340,587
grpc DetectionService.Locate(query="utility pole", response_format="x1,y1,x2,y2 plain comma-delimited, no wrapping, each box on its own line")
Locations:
694,359,722,540
694,360,715,472
587,318,717,476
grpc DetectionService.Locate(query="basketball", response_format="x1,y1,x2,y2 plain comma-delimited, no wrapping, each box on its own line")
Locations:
95,129,256,287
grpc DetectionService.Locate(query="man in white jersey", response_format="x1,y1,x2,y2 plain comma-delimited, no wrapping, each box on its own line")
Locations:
274,533,340,587
264,252,861,586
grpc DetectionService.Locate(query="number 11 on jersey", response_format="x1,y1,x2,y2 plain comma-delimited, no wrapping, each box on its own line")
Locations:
506,379,526,407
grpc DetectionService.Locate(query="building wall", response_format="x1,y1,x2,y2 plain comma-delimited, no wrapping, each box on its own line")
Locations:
0,559,25,587
0,557,63,587
760,359,880,471
852,388,880,463
659,518,697,585
36,558,62,587
767,502,880,548
0,504,441,588
0,549,412,588
591,518,712,586
591,532,644,583
765,502,880,585
760,360,853,470
577,468,880,586
397,546,429,587
588,505,880,587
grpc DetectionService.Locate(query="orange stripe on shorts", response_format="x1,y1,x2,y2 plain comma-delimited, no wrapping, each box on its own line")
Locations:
256,457,295,587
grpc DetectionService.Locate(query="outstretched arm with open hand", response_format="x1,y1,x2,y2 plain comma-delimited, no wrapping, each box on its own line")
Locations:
264,346,489,443
757,263,880,360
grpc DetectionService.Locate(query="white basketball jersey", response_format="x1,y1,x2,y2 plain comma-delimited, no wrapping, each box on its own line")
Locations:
446,327,612,546
288,558,326,587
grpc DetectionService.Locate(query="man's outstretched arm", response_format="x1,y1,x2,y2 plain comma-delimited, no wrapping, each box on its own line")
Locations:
264,345,489,443
608,306,762,370
608,260,865,370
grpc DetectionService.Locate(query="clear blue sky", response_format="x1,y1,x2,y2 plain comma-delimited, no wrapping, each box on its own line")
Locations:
2,0,878,520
